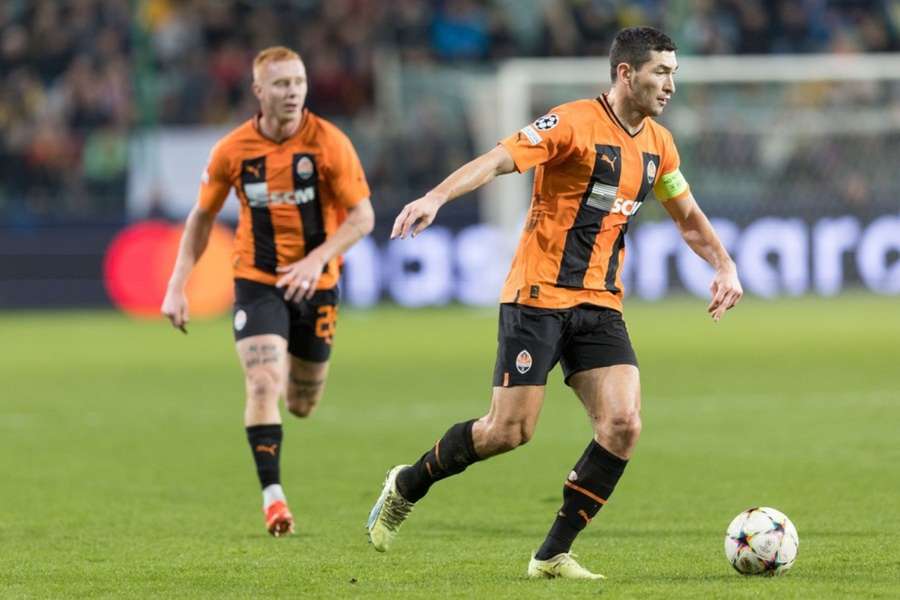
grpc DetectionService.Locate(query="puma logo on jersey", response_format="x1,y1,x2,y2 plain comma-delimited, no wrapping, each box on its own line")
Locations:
256,443,279,456
600,154,617,171
245,164,262,179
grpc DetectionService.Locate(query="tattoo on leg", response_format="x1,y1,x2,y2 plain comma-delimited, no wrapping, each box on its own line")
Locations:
290,376,325,392
260,344,280,365
243,343,284,369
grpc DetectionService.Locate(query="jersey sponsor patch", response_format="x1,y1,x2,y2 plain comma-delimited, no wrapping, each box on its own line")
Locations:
656,168,688,199
534,113,559,131
610,197,643,216
515,349,533,374
585,182,618,211
245,182,269,206
245,186,317,207
520,125,542,145
585,189,644,217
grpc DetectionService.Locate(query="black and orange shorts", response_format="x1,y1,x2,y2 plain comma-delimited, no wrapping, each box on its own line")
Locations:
232,278,338,362
492,302,637,388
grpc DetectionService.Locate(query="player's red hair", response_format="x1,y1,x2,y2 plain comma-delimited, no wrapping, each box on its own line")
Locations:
253,46,302,81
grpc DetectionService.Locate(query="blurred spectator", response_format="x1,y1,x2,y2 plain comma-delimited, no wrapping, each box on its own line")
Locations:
388,0,436,63
1,0,899,225
431,0,491,61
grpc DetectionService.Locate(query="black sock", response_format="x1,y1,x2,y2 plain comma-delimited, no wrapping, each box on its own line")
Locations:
246,424,283,489
534,441,628,560
396,419,481,503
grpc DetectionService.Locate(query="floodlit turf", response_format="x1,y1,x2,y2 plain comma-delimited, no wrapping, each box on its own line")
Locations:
1,294,898,598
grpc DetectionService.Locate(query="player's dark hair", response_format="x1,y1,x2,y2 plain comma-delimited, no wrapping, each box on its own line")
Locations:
609,27,677,82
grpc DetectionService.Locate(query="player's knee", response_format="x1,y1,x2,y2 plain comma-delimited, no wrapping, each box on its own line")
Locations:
486,419,533,453
517,420,536,446
286,387,322,418
605,410,642,444
245,368,282,406
286,398,315,418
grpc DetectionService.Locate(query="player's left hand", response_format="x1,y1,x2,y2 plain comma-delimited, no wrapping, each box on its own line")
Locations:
708,264,743,322
276,254,325,302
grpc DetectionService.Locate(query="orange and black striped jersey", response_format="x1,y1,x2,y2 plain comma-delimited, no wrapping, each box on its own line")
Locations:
198,109,370,289
499,94,691,312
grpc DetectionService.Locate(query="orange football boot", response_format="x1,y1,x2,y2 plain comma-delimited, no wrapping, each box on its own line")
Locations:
264,500,295,537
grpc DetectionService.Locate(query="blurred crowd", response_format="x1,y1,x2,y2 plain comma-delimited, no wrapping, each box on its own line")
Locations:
1,0,899,224
1,0,131,222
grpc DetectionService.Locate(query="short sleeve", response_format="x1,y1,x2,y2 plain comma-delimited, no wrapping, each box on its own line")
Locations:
197,141,232,214
499,109,578,173
653,132,691,202
326,129,371,208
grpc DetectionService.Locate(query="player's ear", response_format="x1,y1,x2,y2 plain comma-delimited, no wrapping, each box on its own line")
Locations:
617,63,632,88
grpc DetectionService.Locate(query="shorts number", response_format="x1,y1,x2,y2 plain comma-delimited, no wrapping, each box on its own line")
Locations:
315,305,337,344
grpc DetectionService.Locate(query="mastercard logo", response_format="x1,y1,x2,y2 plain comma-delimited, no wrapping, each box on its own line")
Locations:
103,220,234,318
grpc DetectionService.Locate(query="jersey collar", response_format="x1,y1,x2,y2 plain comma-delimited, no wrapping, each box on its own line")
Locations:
252,109,310,144
597,93,645,138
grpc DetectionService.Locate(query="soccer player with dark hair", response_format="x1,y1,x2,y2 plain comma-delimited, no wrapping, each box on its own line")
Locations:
366,27,742,578
162,46,374,537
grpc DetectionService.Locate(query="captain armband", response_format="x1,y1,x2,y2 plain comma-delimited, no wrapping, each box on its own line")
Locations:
655,168,689,200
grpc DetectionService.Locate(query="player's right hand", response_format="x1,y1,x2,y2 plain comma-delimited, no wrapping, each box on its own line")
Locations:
161,289,189,334
707,264,742,323
391,193,445,239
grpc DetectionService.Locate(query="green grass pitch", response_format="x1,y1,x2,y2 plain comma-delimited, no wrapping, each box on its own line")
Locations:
1,294,898,599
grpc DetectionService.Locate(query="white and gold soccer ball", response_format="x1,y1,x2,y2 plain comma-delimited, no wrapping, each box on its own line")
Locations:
724,507,799,576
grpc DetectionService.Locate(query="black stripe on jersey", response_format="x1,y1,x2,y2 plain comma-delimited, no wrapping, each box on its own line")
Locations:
604,224,628,293
637,152,661,202
292,153,326,264
556,144,622,288
241,156,278,273
601,153,656,292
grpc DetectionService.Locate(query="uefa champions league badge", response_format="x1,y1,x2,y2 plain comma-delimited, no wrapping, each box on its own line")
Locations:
534,114,559,131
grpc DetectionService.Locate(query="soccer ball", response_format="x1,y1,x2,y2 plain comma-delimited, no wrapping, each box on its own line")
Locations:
724,507,799,576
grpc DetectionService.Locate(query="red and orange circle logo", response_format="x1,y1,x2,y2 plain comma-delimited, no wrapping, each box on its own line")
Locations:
103,221,234,318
